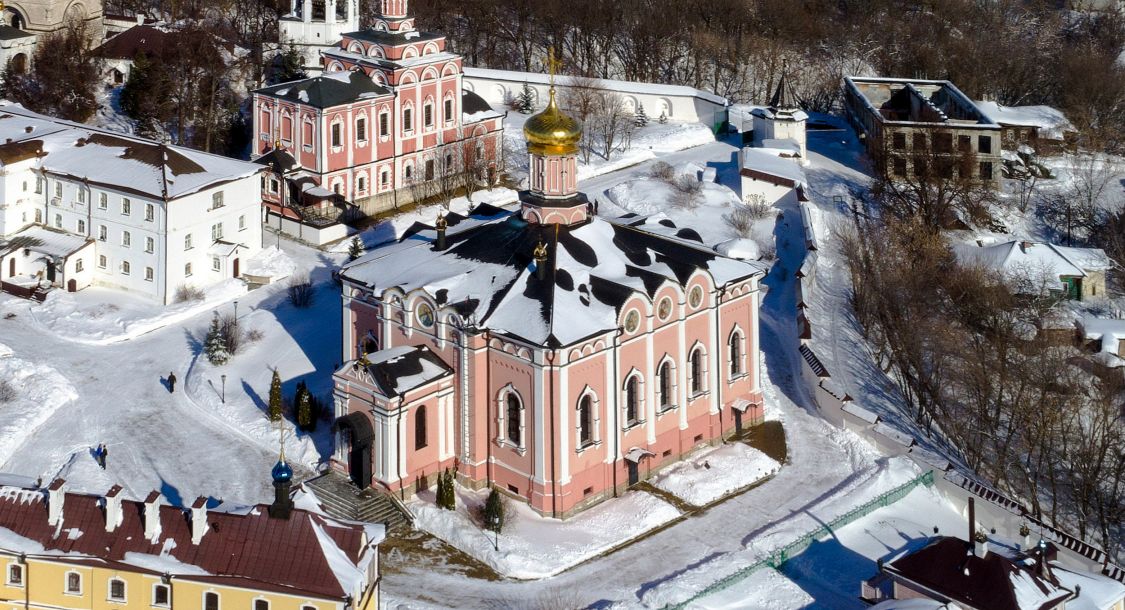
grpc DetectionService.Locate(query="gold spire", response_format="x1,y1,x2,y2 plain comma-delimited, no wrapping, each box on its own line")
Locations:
533,240,548,261
435,212,447,231
523,47,581,156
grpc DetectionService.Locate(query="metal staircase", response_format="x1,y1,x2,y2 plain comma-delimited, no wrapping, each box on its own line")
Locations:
302,471,413,533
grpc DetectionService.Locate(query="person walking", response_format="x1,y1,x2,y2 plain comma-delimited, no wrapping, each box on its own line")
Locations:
168,371,177,393
95,444,107,469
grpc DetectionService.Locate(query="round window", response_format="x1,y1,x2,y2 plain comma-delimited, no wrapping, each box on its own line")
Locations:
624,310,640,333
657,297,673,320
689,286,703,308
416,303,435,328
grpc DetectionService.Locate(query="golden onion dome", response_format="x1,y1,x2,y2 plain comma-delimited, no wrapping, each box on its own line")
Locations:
523,89,581,156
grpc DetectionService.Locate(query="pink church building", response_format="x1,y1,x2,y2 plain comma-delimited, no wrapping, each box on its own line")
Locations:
250,0,504,216
331,85,766,518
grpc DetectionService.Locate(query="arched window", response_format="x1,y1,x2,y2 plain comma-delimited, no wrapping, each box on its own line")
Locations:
577,395,593,447
624,375,640,426
658,361,674,410
415,405,427,450
690,347,705,395
356,116,367,142
506,393,521,446
729,329,743,377
109,578,126,601
403,107,413,132
203,592,219,610
404,164,413,181
7,564,22,586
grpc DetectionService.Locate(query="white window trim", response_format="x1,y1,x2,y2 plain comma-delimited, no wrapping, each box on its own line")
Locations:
621,371,646,430
727,326,747,381
6,563,23,587
202,590,220,610
495,385,526,454
107,577,127,603
151,583,170,607
64,570,83,595
688,343,709,399
575,388,602,452
656,356,678,414
330,119,344,151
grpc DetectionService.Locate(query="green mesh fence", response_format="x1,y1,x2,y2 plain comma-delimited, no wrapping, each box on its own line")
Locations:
662,470,935,610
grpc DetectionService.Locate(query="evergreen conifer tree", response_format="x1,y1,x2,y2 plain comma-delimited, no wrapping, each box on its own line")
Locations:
347,235,364,261
270,45,308,85
296,381,315,431
483,488,504,533
517,84,535,114
634,102,649,127
204,311,230,365
268,369,283,421
658,110,669,124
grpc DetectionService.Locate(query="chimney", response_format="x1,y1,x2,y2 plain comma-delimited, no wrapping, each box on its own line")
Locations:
136,13,145,25
190,497,208,545
47,479,65,527
104,485,123,533
143,491,162,540
1020,241,1034,253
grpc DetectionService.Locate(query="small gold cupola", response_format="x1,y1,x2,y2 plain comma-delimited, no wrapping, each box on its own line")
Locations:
522,48,582,156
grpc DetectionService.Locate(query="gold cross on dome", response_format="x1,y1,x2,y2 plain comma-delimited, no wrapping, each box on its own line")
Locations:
547,47,562,90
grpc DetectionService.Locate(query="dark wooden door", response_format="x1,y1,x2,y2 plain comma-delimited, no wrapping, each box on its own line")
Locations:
734,409,743,434
627,461,639,486
67,279,76,292
232,258,240,278
46,263,55,283
8,258,13,277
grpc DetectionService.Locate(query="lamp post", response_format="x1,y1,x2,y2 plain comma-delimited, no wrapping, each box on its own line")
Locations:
233,299,238,320
490,515,499,552
220,374,226,404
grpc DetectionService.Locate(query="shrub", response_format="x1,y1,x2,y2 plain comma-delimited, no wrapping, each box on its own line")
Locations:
220,313,241,356
648,161,676,182
671,174,704,209
742,194,773,220
174,284,205,303
287,274,314,308
267,369,283,421
483,488,505,533
724,206,755,238
244,328,264,344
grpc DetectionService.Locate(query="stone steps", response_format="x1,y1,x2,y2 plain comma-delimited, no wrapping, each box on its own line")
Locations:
303,472,413,533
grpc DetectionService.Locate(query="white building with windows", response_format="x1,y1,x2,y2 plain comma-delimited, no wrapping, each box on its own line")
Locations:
0,103,265,304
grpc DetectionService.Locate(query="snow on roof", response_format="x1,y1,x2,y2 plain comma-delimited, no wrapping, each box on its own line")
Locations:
356,345,453,397
740,147,807,189
1051,562,1125,610
1079,315,1125,355
1,226,91,259
845,76,998,128
341,203,764,347
0,104,264,201
463,67,729,106
974,101,1075,140
255,70,391,109
953,240,1110,281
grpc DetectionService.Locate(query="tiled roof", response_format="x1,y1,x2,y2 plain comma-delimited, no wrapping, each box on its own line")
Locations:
0,484,381,600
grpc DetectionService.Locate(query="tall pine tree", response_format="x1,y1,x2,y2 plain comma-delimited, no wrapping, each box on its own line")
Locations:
484,488,504,532
347,235,364,261
634,102,649,127
296,381,316,431
516,84,535,114
268,369,283,422
204,312,230,365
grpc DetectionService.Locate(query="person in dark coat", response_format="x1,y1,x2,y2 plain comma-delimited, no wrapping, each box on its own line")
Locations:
168,372,177,393
95,444,107,469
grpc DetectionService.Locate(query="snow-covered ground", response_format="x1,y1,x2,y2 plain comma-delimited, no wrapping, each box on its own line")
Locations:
0,346,79,468
410,486,680,579
650,443,780,507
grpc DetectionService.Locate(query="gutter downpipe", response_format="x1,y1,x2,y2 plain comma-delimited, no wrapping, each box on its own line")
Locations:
485,329,493,486
611,326,624,497
546,348,557,518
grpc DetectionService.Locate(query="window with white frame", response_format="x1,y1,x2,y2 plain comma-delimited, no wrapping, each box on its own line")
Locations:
98,225,107,241
77,188,86,204
657,360,675,411
357,175,366,193
54,213,62,228
403,106,413,132
98,192,107,209
121,198,131,216
121,261,131,275
212,257,221,272
108,577,126,602
356,116,367,141
184,233,193,250
496,388,524,449
728,328,744,378
444,97,453,122
239,215,246,231
212,192,224,209
77,219,86,234
577,393,595,448
423,102,433,128
184,262,192,277
145,236,154,253
379,112,389,137
75,259,84,273
122,231,131,247
35,177,43,194
65,571,82,594
144,267,153,282
54,182,62,197
381,170,389,187
98,255,107,269
6,563,23,586
623,374,642,427
203,591,219,610
331,122,342,148
152,584,169,606
145,203,154,221
689,346,706,396
253,599,269,610
211,223,223,241
34,209,41,223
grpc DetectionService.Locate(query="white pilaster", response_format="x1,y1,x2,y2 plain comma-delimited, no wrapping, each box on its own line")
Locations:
559,360,569,484
709,294,721,414
645,321,656,444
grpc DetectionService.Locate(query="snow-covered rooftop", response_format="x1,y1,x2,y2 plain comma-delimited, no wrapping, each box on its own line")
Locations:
952,240,1111,281
0,226,91,259
741,147,808,189
341,203,764,347
974,101,1075,140
1079,315,1125,365
463,67,729,107
0,104,264,201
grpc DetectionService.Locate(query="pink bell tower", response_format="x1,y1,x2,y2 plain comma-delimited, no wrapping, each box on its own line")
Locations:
519,50,589,226
378,0,414,32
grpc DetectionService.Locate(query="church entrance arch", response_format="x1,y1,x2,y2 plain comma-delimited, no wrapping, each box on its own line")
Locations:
3,7,25,30
335,412,374,488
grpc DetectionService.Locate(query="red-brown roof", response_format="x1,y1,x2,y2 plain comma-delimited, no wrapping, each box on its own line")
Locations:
0,486,376,600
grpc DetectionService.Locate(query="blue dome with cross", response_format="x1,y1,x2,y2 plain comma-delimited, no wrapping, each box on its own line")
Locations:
271,459,293,483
